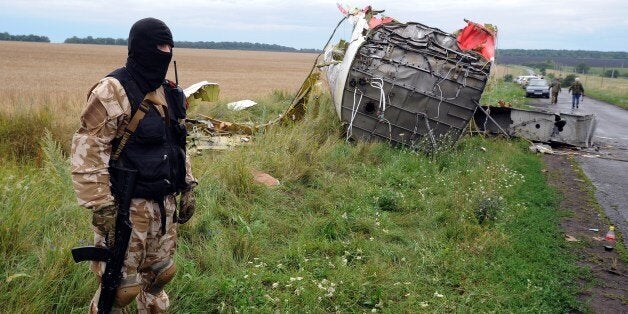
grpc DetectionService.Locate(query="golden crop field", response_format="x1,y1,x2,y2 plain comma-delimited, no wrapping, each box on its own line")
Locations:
0,41,318,159
0,41,317,114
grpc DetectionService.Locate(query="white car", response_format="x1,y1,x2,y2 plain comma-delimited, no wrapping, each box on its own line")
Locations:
525,79,550,98
518,75,539,87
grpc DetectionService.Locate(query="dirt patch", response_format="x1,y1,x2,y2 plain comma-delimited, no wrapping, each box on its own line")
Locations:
544,154,628,312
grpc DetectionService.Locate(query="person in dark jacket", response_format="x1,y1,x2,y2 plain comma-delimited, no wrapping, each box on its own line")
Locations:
568,77,585,109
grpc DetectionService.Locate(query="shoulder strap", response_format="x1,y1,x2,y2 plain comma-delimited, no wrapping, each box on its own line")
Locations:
107,67,146,112
111,102,151,161
107,67,151,161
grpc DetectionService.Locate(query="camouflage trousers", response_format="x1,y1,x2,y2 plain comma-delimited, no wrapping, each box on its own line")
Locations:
551,92,559,105
90,195,177,314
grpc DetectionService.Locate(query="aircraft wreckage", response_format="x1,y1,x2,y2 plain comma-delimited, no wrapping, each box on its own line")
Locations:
184,5,596,152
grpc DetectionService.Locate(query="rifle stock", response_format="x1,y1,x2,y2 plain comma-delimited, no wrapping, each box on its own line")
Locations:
71,246,109,262
71,165,138,314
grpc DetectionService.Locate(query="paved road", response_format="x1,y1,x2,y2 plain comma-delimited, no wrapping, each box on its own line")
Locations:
528,90,628,238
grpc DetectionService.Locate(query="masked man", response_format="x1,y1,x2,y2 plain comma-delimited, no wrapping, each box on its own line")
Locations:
71,17,196,313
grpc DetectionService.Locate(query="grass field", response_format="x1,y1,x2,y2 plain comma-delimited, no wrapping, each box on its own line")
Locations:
479,64,530,109
0,42,585,312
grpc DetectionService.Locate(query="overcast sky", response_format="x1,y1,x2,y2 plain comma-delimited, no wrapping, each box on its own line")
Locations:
1,0,626,51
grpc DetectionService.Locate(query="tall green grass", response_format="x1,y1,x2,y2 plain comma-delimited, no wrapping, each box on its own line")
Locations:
189,89,293,124
480,79,531,109
0,92,583,312
0,108,74,163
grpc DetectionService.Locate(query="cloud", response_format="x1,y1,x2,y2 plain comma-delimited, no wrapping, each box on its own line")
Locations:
0,0,626,50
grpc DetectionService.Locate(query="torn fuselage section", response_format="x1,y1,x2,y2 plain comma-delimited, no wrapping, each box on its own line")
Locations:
321,8,495,151
473,106,597,147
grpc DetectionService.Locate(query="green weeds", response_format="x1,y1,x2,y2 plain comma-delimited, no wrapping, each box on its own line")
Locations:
480,78,531,109
0,92,582,312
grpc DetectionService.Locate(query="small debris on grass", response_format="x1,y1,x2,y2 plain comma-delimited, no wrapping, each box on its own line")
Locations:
574,178,585,183
588,228,599,232
565,235,579,242
252,170,280,187
529,144,554,154
6,273,30,283
227,99,257,111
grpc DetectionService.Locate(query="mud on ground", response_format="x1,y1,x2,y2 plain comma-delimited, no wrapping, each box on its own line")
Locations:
544,154,627,312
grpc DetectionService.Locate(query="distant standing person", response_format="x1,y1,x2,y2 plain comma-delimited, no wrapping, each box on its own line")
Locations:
568,77,585,109
549,78,561,105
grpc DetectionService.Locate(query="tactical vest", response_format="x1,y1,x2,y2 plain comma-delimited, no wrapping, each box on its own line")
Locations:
107,68,188,201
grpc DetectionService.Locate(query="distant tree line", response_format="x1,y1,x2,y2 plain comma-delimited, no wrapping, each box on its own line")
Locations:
508,56,628,79
63,36,321,53
175,40,320,53
498,49,627,59
64,36,127,45
497,49,627,68
0,31,50,42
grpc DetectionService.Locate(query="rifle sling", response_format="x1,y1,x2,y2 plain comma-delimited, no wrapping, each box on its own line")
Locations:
111,102,151,161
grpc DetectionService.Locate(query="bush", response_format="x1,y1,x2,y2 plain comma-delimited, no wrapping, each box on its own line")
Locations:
503,74,513,82
0,109,54,163
561,74,576,87
575,63,590,74
602,69,619,78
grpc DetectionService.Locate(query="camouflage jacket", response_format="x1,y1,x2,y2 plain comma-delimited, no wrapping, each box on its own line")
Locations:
71,77,197,209
549,81,562,93
569,82,584,94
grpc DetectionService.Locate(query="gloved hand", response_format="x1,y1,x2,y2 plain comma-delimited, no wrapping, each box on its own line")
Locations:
176,187,196,224
92,203,117,236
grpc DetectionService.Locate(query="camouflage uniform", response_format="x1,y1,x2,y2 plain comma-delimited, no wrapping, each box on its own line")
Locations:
549,79,561,105
71,77,196,313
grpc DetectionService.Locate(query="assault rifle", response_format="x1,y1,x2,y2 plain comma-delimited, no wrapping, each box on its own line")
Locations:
71,166,138,314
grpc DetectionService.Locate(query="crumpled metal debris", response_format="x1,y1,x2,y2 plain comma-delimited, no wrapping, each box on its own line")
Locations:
184,81,220,101
183,5,499,153
320,6,496,151
184,72,321,151
529,143,554,154
227,100,257,111
474,106,597,148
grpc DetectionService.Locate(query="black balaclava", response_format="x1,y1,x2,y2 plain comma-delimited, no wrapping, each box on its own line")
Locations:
125,18,174,93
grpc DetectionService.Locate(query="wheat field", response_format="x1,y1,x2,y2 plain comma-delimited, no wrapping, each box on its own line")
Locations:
0,41,317,114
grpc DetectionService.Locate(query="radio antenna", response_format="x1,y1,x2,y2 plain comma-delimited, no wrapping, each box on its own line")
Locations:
174,60,179,86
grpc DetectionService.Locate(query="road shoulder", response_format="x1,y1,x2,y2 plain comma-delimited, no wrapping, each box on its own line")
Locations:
543,154,627,312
